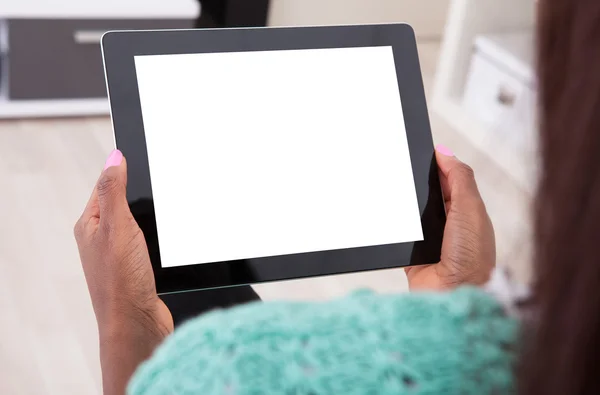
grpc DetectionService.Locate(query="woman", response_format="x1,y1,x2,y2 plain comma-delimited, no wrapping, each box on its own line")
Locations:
74,0,600,393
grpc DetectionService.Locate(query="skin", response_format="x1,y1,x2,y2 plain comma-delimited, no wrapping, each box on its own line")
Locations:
74,147,495,395
405,150,496,289
74,156,173,395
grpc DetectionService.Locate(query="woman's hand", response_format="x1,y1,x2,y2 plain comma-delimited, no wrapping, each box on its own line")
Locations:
75,149,173,395
406,145,496,290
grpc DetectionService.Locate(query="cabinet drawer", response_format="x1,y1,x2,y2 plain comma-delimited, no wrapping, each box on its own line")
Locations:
463,53,537,143
7,18,193,100
463,50,539,189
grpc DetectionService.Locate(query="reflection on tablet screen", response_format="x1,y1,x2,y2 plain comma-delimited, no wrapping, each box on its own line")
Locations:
133,46,423,268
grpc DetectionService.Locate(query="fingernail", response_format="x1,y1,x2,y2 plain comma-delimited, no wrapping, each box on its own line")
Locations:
104,149,123,170
436,144,454,157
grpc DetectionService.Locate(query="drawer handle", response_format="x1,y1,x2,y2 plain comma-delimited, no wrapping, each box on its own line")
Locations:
497,86,516,106
73,30,106,45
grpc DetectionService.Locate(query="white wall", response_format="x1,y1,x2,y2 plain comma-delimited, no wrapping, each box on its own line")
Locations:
268,0,450,38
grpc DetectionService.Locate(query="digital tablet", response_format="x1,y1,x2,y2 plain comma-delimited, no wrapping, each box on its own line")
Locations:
102,24,446,294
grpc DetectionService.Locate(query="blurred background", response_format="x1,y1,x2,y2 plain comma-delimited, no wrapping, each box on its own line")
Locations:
0,0,536,393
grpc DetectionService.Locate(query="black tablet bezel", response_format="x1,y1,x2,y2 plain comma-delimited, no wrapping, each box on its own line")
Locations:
102,24,446,294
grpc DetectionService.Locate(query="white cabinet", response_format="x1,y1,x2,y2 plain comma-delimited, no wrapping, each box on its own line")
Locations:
463,32,537,152
0,0,199,118
432,0,538,194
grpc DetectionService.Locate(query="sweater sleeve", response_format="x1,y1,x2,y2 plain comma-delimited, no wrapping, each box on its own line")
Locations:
128,287,518,395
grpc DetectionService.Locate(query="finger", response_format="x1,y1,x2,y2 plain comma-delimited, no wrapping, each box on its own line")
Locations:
434,146,452,207
75,179,101,241
437,168,451,208
435,145,483,207
82,182,100,220
78,151,113,224
96,149,130,223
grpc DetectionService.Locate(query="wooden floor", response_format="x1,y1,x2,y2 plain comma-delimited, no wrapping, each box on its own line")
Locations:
0,41,533,394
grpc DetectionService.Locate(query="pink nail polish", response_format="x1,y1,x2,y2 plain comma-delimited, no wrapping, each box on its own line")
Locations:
104,149,123,170
436,144,454,157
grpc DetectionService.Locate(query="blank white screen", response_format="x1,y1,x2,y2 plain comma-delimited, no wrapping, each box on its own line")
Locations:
134,46,423,268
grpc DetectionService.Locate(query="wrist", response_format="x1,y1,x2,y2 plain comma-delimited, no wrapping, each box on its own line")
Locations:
97,312,169,395
96,299,173,345
99,316,167,348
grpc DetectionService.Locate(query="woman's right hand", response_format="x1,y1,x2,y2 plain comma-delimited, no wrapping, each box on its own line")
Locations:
405,145,496,290
75,150,173,395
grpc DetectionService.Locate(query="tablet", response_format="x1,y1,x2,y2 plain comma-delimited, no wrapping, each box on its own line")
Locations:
102,24,446,294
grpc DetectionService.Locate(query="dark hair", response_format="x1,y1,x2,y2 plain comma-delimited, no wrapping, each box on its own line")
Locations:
520,0,600,393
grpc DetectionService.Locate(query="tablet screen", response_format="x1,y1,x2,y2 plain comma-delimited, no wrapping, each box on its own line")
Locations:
134,46,424,268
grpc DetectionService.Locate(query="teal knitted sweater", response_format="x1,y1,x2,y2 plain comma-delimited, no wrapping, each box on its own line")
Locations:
128,287,518,395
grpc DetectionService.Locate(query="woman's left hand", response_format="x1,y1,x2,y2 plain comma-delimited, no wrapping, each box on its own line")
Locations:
405,147,496,290
74,149,173,395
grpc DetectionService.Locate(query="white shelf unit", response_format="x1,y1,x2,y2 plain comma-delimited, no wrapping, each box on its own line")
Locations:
0,97,110,118
431,0,537,194
0,0,199,19
0,0,200,119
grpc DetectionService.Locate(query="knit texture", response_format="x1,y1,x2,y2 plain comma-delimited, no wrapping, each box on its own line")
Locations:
129,287,518,395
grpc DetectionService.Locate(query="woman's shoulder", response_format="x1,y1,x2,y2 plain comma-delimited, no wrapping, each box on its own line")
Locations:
129,286,519,395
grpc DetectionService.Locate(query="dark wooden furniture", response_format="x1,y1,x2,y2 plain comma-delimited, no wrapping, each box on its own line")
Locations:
196,0,270,28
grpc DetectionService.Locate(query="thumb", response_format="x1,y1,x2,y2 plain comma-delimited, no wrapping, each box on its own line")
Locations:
97,149,129,220
435,145,482,207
